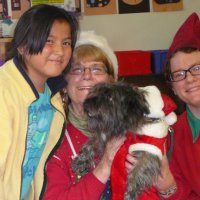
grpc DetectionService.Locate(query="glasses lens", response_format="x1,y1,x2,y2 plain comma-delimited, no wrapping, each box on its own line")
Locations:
190,65,200,75
91,64,107,75
69,66,83,75
69,63,107,75
170,71,185,82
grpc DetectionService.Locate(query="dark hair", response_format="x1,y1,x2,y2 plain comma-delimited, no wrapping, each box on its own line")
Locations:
164,47,199,82
7,4,78,59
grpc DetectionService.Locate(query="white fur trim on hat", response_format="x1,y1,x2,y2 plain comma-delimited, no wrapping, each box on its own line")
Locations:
165,112,177,125
75,30,118,79
129,143,163,160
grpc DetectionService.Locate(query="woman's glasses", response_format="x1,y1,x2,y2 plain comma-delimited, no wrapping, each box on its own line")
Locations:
169,65,200,82
69,62,108,76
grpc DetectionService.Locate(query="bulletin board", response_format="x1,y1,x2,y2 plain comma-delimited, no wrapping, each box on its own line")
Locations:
152,0,183,12
31,0,64,6
0,0,184,38
12,1,30,19
84,0,117,15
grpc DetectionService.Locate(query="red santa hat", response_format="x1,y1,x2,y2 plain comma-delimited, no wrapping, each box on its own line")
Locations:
129,86,177,160
161,94,177,125
167,12,200,60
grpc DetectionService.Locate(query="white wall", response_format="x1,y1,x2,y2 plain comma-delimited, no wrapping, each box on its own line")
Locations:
79,0,200,51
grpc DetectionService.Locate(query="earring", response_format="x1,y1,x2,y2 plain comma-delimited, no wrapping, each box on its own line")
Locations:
61,88,68,108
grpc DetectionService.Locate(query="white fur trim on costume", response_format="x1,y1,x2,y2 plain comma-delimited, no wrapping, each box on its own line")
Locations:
75,30,118,79
137,120,169,138
165,112,177,125
129,143,163,160
140,86,165,118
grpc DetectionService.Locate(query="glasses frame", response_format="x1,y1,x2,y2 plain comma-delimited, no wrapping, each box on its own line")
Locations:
69,62,108,76
169,64,200,82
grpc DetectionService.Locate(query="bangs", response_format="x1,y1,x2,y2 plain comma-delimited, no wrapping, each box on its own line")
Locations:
73,45,108,63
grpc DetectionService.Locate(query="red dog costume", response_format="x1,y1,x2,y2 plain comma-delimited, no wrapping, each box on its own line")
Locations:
110,86,177,200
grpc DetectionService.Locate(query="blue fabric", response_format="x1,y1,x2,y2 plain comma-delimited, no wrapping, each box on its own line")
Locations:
151,50,168,74
100,179,112,200
21,84,54,199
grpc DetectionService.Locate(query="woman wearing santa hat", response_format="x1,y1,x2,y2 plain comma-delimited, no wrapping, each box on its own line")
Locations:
158,12,200,199
41,31,130,200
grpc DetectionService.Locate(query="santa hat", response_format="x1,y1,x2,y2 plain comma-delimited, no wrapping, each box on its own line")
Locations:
161,94,177,125
167,12,200,60
129,86,177,160
75,30,118,79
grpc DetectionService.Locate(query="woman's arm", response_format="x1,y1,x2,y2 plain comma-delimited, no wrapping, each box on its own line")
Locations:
43,136,126,200
43,156,105,200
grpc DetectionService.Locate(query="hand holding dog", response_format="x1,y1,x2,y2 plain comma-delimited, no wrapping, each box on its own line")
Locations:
93,136,126,184
126,144,177,198
125,153,138,174
155,153,177,198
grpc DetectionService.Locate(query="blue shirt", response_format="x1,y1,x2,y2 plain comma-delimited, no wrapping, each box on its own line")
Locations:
21,84,54,199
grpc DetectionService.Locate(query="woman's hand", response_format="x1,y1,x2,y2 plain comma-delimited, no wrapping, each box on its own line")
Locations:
93,136,126,183
125,153,138,174
155,154,177,198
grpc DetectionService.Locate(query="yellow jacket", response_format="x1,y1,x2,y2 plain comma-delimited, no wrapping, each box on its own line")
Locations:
0,58,65,200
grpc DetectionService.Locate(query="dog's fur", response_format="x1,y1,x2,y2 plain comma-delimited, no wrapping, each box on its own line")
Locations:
72,82,161,200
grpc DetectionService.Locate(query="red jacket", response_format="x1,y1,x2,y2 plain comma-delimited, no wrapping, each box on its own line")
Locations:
166,111,200,200
43,122,105,200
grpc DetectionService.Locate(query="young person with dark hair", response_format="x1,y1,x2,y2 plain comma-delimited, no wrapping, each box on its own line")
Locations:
0,4,78,199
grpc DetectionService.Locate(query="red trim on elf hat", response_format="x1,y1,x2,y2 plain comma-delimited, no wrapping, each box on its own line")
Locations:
167,12,200,60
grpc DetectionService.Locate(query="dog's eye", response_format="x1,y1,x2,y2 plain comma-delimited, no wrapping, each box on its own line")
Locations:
144,117,162,123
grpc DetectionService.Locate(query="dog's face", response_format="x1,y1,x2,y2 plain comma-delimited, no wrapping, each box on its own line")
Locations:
83,82,150,140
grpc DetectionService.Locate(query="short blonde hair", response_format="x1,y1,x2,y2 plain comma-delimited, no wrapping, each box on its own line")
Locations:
71,44,115,80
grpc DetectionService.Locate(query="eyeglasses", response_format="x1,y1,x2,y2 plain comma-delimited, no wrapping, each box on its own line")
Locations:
169,64,200,82
69,63,108,76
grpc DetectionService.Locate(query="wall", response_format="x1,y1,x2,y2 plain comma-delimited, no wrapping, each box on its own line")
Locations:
79,0,200,51
1,0,199,51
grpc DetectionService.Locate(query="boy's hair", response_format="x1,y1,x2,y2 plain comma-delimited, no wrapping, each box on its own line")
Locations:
7,4,78,59
164,47,199,82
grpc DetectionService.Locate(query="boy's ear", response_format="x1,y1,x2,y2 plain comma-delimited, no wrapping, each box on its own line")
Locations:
17,46,26,55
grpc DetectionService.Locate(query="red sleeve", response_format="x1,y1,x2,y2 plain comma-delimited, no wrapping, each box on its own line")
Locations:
163,159,192,200
165,113,194,200
43,138,105,200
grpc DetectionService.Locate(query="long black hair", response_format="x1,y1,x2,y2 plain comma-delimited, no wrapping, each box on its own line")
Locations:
7,4,79,60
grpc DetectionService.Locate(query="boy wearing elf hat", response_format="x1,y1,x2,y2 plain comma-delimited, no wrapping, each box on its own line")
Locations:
159,12,200,199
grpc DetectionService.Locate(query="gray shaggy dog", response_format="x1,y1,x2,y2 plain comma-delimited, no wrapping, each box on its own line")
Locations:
71,82,162,200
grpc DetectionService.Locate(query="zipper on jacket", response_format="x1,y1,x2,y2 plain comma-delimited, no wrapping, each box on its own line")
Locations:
39,101,66,199
19,116,30,200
